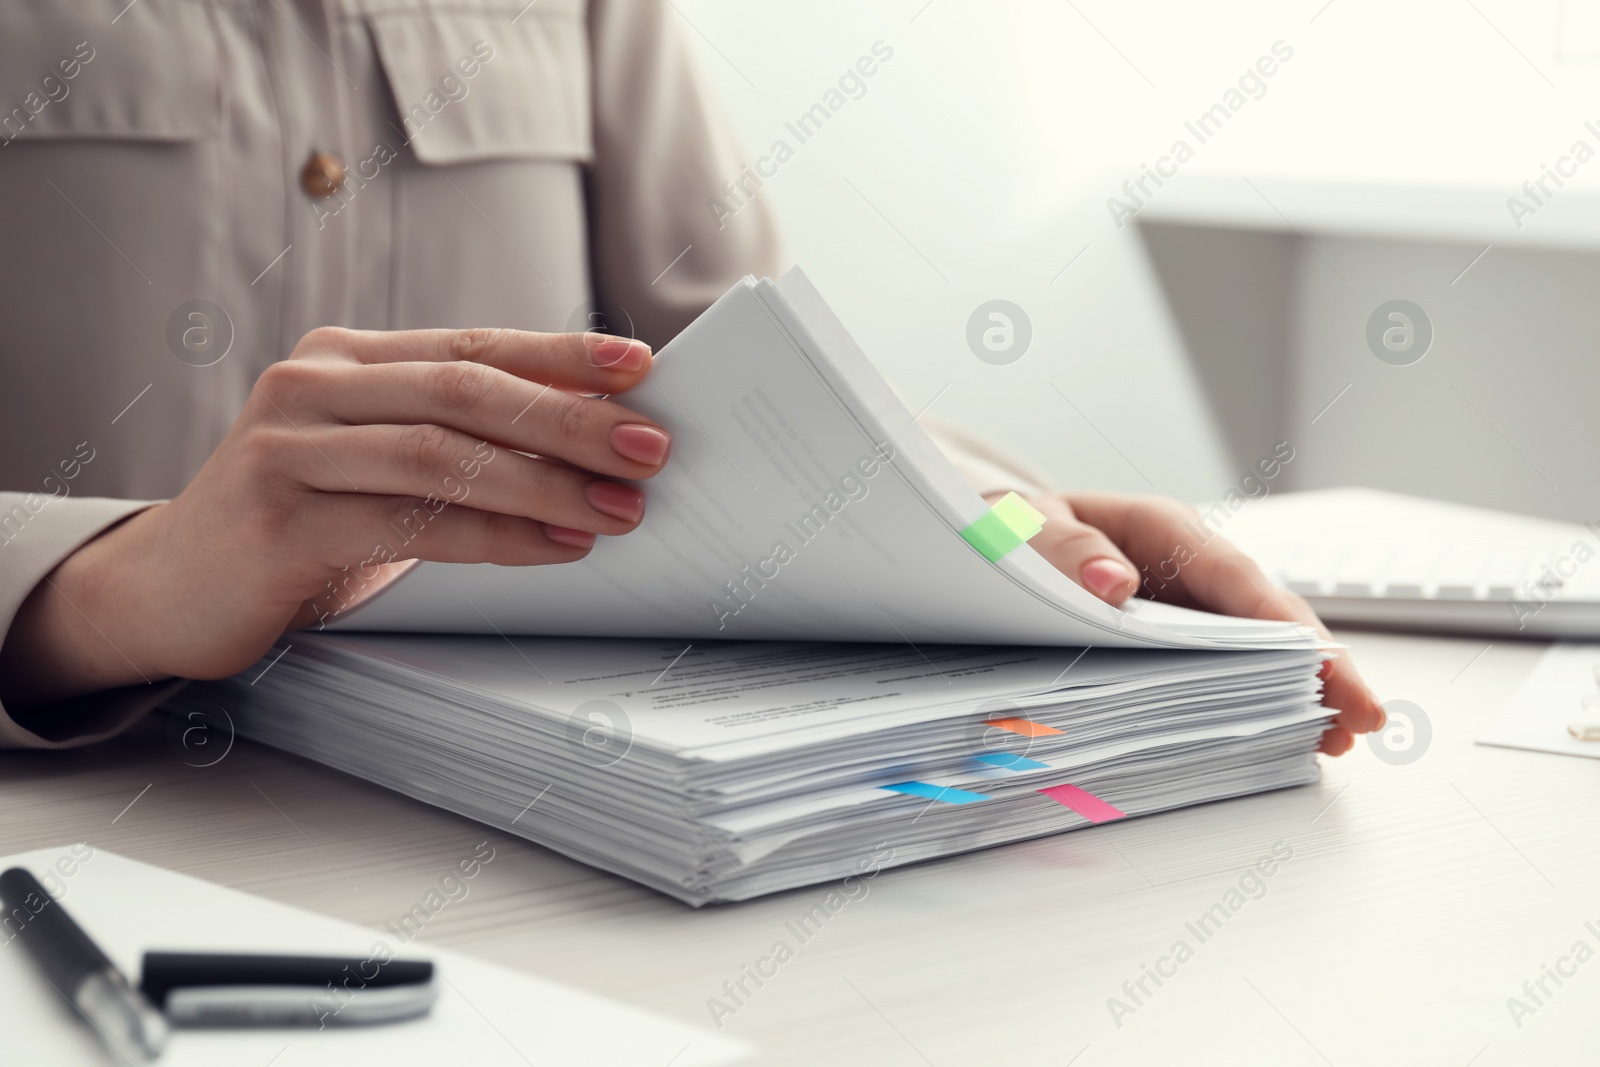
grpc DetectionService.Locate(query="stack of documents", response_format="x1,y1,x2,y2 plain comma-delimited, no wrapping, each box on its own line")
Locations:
179,268,1332,904
187,635,1326,905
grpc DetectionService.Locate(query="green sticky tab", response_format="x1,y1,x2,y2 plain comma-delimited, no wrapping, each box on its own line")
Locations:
960,492,1047,562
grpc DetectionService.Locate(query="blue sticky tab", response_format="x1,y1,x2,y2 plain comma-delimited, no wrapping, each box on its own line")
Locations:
880,782,990,804
974,752,1051,772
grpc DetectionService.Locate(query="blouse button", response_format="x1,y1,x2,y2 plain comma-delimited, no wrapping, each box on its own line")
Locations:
300,151,346,198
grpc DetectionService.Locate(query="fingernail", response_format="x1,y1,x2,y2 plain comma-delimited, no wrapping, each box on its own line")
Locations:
1081,557,1137,601
1370,703,1387,731
611,424,671,466
546,525,596,549
585,335,650,371
586,481,645,523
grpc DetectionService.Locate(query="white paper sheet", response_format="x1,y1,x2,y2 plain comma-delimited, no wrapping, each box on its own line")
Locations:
0,846,749,1066
333,270,1313,652
299,632,1318,758
1479,642,1600,759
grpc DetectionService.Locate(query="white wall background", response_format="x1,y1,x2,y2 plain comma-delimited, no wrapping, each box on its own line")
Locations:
670,0,1600,507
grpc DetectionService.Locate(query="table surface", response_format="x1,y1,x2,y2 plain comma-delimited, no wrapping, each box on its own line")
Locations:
3,628,1596,1066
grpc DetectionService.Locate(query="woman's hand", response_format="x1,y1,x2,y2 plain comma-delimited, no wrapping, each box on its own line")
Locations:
0,327,669,703
990,489,1386,756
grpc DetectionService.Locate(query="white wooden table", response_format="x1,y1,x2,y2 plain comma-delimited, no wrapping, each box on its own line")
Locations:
3,629,1594,1065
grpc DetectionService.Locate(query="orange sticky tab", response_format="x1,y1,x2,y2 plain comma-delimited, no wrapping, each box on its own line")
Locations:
986,717,1063,738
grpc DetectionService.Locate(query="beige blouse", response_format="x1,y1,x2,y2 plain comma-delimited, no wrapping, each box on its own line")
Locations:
0,0,1046,748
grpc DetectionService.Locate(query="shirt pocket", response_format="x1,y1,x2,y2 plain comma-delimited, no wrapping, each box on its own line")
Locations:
365,0,592,165
0,1,226,500
0,0,220,143
363,1,596,332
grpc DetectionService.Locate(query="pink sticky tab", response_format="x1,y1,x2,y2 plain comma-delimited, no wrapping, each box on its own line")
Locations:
1038,783,1126,823
986,717,1063,738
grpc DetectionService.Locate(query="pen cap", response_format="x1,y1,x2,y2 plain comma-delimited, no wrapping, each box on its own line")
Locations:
140,952,435,1007
0,867,113,993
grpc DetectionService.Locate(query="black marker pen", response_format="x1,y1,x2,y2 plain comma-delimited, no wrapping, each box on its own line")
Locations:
0,866,168,1063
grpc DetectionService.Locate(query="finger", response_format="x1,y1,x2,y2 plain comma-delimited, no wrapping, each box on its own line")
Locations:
1319,725,1354,756
1063,493,1386,735
1058,493,1197,572
256,359,671,481
294,326,653,393
286,424,647,535
299,492,597,569
1021,494,1141,605
1156,538,1385,735
1320,653,1387,736
1155,536,1290,622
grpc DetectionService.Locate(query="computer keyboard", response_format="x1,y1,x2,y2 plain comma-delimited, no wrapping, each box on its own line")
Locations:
1217,488,1600,638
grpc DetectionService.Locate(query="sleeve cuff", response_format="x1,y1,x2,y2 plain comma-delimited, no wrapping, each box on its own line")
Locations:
0,495,172,749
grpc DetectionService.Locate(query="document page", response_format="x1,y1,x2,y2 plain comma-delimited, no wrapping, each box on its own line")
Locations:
300,632,1322,759
336,270,1311,652
1479,642,1600,760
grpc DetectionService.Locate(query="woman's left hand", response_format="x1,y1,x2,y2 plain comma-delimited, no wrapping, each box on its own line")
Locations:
986,489,1386,756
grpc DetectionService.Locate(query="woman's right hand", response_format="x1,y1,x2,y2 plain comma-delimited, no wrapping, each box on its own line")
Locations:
0,327,670,704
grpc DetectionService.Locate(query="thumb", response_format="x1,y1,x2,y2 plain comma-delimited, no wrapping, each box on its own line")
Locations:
1007,493,1141,606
